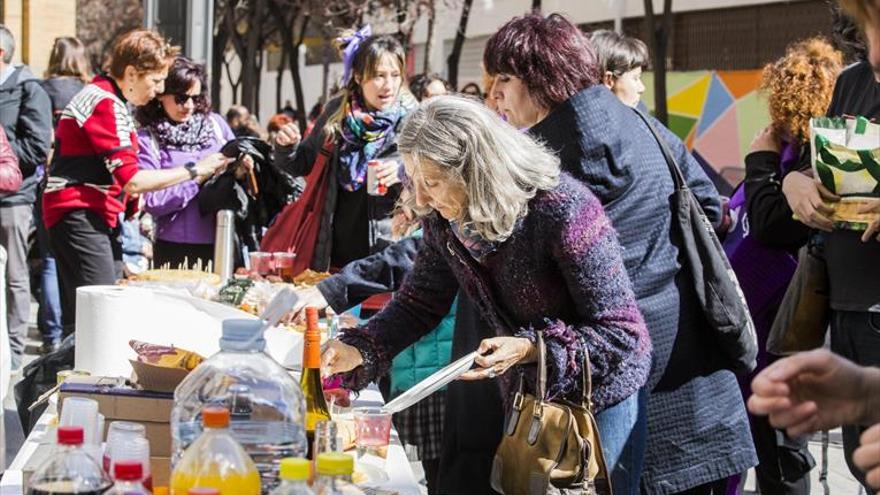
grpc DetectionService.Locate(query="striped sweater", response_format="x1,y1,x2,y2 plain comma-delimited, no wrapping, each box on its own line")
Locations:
43,75,139,229
340,173,651,411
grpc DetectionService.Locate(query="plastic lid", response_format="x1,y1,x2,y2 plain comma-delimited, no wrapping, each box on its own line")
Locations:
153,488,169,495
316,452,354,476
57,426,84,445
220,318,266,351
113,461,143,481
202,407,230,428
188,489,220,495
279,457,310,481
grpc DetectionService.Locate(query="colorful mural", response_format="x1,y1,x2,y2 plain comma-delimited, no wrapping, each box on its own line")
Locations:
642,70,770,195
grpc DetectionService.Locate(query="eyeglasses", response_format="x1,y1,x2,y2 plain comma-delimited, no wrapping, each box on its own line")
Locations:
173,93,203,105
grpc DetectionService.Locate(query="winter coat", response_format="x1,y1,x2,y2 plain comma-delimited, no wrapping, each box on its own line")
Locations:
529,85,756,493
0,65,51,206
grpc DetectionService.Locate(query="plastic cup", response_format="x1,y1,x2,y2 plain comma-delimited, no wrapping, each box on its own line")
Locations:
353,407,392,460
273,252,296,282
59,397,100,445
248,251,273,276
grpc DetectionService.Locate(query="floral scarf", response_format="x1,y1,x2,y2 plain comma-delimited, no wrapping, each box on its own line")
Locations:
450,221,498,262
148,112,217,152
337,92,405,192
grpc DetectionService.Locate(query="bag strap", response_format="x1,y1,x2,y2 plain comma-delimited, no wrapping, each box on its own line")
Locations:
581,343,594,412
632,108,686,192
536,329,547,402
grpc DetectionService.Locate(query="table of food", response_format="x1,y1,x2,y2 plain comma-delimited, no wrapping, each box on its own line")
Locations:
1,261,425,495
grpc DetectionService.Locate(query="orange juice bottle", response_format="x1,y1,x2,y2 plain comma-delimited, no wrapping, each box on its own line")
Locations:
170,407,261,495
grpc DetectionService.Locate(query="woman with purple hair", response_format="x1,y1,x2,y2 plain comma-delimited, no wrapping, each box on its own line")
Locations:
483,13,757,495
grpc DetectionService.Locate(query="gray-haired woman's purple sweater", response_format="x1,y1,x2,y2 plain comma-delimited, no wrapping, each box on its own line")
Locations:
339,173,651,411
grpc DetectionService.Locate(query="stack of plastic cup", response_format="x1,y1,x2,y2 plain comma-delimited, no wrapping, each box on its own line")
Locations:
104,421,146,471
60,397,103,461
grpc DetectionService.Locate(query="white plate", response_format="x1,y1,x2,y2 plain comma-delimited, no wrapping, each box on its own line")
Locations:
382,352,477,414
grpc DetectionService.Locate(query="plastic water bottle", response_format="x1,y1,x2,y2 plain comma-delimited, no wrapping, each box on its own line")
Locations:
28,426,112,495
171,319,307,491
269,458,315,495
313,453,363,495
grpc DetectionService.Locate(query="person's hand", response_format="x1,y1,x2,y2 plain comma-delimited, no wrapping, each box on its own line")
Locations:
275,122,301,148
858,199,880,242
373,160,402,188
748,349,880,437
195,153,231,181
782,171,839,232
459,337,537,381
750,126,781,154
289,286,329,322
321,339,364,377
234,154,255,181
854,423,880,491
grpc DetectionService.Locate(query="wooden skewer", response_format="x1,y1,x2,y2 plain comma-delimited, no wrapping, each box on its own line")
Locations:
248,168,259,196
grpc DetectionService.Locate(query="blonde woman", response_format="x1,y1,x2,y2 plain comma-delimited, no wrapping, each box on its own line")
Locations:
273,27,415,270
322,95,652,489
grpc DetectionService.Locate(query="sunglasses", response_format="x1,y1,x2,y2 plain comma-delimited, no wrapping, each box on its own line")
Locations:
172,93,204,105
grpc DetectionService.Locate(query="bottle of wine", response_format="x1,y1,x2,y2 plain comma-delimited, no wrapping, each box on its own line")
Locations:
300,307,331,453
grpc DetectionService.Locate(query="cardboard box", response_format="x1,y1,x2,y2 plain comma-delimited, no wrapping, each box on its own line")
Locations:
59,376,174,457
129,358,191,394
151,456,171,487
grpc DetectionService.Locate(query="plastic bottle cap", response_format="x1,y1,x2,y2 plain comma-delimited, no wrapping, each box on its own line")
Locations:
113,461,143,481
279,457,310,481
202,406,230,428
152,488,169,495
188,489,221,495
57,426,84,445
220,318,266,351
315,452,354,476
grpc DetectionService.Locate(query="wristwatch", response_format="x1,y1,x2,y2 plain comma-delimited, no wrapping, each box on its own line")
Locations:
184,161,198,179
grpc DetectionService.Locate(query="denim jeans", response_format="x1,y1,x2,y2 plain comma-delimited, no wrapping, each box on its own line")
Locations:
35,205,63,345
595,389,647,495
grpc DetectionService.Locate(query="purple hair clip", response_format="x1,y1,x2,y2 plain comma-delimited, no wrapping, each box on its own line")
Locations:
339,25,372,85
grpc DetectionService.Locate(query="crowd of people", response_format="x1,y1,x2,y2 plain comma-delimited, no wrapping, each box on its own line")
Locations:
3,0,880,493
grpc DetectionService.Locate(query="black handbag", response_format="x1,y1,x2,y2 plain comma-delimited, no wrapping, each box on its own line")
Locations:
634,109,757,374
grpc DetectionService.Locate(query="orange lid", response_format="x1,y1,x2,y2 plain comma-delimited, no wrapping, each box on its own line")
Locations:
202,406,230,428
152,488,169,495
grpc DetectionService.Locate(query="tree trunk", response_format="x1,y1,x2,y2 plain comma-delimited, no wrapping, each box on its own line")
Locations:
644,0,673,125
212,30,229,111
289,15,310,131
241,0,265,114
276,43,287,113
322,34,332,103
255,48,264,119
446,0,473,89
423,0,437,74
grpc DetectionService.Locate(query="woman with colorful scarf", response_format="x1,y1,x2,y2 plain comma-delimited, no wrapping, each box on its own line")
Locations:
135,56,243,269
273,27,415,270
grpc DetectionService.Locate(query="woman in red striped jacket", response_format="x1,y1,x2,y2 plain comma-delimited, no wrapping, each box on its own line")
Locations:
42,29,229,336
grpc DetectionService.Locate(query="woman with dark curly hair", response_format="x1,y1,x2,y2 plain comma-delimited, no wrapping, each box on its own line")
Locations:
740,37,842,494
484,13,756,495
135,56,244,269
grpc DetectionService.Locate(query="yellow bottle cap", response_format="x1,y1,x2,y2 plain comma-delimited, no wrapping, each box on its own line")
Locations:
279,457,310,481
316,452,354,476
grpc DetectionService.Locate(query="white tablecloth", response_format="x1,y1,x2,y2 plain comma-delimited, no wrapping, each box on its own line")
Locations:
0,386,421,495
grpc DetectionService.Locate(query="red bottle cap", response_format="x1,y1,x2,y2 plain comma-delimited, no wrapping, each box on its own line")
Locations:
57,426,84,445
188,489,221,495
113,461,143,481
202,406,230,428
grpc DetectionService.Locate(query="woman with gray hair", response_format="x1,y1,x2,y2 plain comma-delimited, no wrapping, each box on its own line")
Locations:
322,95,652,486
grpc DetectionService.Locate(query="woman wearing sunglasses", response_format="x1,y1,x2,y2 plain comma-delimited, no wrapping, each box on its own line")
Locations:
135,56,243,269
